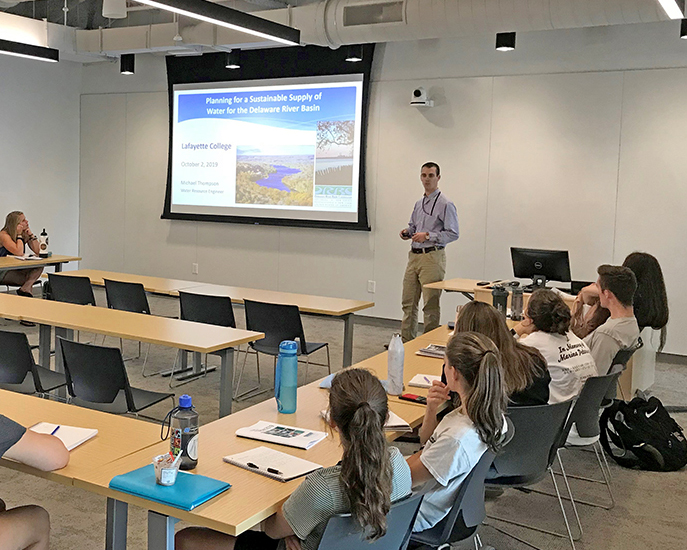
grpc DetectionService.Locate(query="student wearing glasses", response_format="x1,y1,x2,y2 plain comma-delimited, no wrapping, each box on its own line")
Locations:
399,162,459,342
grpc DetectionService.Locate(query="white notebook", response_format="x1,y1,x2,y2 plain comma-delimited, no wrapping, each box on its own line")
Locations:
408,374,442,389
320,409,411,432
224,446,323,482
235,421,327,450
30,423,98,451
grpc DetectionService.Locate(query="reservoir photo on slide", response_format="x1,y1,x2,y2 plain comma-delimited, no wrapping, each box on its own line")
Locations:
236,144,315,207
255,165,301,192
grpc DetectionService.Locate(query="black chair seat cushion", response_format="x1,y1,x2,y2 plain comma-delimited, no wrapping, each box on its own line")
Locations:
0,371,36,394
485,471,548,487
73,391,129,414
129,387,174,413
409,512,476,547
33,366,67,393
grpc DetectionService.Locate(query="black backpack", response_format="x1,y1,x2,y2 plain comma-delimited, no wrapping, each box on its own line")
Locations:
599,396,687,472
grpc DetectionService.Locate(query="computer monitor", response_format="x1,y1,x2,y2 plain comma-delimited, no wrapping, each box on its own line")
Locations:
511,247,571,288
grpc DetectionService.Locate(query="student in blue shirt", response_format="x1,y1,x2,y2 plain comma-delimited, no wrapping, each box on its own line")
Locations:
0,414,69,550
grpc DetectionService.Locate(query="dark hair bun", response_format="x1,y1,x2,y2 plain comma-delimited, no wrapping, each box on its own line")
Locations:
527,290,571,336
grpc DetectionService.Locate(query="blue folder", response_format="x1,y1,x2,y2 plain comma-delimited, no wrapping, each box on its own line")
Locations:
109,465,231,511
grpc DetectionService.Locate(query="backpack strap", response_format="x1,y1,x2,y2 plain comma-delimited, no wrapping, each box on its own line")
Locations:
599,402,641,469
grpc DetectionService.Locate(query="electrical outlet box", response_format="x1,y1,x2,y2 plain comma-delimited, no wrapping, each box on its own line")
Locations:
192,263,199,275
367,280,376,293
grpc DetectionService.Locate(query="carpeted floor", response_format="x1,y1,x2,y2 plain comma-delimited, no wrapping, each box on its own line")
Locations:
1,289,685,549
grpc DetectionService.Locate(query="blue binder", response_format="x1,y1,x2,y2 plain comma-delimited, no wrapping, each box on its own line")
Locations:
109,465,231,511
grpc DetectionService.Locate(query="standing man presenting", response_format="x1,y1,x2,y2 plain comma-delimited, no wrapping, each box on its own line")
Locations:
400,162,459,342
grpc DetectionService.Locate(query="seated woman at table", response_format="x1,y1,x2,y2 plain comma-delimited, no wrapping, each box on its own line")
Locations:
0,414,70,550
454,300,550,406
175,368,412,550
513,289,597,403
0,211,43,297
408,332,507,533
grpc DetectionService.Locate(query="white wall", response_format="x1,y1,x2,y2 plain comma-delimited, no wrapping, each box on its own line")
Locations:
0,55,81,258
80,20,687,354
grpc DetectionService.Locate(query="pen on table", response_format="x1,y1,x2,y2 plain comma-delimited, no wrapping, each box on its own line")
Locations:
50,426,60,436
246,462,283,475
424,376,431,385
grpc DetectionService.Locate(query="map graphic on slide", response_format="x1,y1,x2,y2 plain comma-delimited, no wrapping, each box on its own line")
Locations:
236,145,315,206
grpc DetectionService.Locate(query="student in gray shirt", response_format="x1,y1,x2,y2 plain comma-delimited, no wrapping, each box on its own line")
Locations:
0,414,70,550
583,265,640,375
176,369,412,550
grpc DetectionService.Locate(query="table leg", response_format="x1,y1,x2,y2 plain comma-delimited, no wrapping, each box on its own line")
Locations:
39,324,51,369
54,327,73,399
342,314,354,368
106,498,128,550
219,348,235,418
147,511,178,550
54,263,63,273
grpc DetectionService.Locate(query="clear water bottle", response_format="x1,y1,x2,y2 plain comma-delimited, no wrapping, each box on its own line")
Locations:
387,333,405,395
170,394,199,470
275,340,298,414
511,288,524,321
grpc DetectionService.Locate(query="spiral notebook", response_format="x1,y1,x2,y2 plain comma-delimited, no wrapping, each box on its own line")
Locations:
224,446,323,482
30,423,98,451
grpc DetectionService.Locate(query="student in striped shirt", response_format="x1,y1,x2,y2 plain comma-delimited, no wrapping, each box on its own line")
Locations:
176,369,412,550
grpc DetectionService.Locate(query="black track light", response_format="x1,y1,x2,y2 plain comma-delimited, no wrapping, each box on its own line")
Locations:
120,54,135,75
225,49,241,69
495,32,516,52
345,45,363,62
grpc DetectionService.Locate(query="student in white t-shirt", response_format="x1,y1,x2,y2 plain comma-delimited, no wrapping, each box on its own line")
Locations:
513,289,597,403
407,332,508,533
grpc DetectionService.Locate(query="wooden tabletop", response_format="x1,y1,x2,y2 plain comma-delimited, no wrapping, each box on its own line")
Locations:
184,283,374,317
0,390,161,486
0,255,81,271
423,278,483,292
61,270,375,317
57,269,200,296
73,373,429,536
0,293,263,353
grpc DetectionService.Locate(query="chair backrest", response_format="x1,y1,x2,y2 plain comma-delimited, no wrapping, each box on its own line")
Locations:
0,330,36,385
608,337,644,374
48,273,96,306
244,300,306,351
491,401,573,478
179,291,236,328
567,373,622,439
317,493,423,550
59,338,132,406
432,449,496,543
104,279,150,315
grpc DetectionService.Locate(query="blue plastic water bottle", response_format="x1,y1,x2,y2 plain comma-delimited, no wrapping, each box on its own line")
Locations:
275,340,298,414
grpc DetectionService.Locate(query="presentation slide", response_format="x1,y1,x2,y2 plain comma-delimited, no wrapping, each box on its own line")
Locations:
170,75,364,224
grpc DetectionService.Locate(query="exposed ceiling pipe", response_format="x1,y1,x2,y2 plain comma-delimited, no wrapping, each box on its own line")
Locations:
13,0,674,61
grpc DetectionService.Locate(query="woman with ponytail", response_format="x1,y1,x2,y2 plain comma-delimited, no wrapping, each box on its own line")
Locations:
513,289,597,403
176,368,411,550
409,332,508,533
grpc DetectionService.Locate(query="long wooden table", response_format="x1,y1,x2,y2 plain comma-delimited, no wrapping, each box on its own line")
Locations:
0,293,263,417
0,254,81,275
68,327,451,549
59,269,375,368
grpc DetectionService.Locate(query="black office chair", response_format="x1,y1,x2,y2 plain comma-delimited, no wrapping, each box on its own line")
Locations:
317,493,423,550
104,278,153,375
606,337,643,401
485,400,578,550
59,338,174,417
409,450,495,550
240,299,330,400
167,292,240,387
0,330,67,397
48,273,96,306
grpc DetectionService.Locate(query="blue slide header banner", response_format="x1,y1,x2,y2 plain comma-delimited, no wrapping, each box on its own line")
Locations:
177,86,358,130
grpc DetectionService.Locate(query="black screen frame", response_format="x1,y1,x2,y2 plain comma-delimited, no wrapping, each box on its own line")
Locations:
510,247,572,283
162,45,374,231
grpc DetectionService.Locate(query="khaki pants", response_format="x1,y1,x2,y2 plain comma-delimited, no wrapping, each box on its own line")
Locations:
401,249,446,342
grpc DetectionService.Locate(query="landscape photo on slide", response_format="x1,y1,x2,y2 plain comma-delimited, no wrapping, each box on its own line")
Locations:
315,120,355,196
235,144,315,207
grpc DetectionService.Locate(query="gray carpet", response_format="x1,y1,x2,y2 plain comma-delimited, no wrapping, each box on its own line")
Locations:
1,290,685,549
